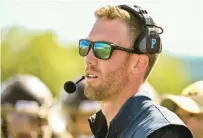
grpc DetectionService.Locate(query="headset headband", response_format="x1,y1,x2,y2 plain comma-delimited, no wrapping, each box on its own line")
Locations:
119,5,164,34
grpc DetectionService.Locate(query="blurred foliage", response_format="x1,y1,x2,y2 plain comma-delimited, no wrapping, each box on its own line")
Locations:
148,54,191,95
1,26,85,97
1,26,192,97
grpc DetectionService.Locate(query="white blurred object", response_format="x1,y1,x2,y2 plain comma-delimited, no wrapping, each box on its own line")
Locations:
79,100,101,113
48,104,66,133
138,82,160,104
16,100,39,113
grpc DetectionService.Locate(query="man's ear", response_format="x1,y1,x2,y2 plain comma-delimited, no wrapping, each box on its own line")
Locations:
131,54,149,74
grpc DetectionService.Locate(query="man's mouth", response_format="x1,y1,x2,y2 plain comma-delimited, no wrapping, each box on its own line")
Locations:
86,73,98,81
87,74,97,78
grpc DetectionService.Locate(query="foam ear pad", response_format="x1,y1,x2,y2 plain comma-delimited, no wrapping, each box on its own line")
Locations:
134,32,147,54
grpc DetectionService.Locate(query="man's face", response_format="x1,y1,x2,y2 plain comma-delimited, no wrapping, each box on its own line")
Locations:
176,107,203,138
84,19,133,101
6,111,41,138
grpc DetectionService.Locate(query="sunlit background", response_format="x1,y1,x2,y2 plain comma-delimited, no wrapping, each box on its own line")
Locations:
1,0,203,97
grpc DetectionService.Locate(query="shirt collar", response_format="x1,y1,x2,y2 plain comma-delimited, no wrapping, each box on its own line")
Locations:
88,94,152,137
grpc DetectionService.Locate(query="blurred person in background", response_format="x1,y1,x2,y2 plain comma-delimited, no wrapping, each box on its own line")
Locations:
161,81,203,138
138,81,160,104
1,74,53,138
60,78,101,138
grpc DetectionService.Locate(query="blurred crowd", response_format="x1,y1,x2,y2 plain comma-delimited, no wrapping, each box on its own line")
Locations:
1,74,203,138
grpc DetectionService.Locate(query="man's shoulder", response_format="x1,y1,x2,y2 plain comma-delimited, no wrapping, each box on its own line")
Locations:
123,98,192,138
130,95,183,124
147,125,193,138
139,101,186,126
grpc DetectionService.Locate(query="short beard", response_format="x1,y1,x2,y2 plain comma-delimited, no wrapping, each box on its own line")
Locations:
84,63,129,101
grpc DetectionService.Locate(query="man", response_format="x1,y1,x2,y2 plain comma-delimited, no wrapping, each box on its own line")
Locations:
60,78,101,138
78,4,193,138
1,74,53,138
161,81,203,138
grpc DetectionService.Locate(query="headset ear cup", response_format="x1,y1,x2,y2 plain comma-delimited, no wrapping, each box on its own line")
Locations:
119,4,163,54
134,30,162,54
146,32,162,53
134,32,147,54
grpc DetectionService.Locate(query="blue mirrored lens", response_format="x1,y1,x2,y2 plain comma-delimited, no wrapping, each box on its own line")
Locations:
79,39,90,56
94,42,111,59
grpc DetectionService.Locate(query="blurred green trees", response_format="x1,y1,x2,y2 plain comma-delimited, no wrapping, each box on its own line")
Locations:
148,53,191,95
1,26,191,97
1,26,84,97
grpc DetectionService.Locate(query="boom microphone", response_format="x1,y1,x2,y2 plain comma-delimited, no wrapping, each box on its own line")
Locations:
64,76,85,94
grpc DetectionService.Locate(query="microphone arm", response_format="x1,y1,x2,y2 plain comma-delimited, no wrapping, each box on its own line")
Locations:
75,76,85,84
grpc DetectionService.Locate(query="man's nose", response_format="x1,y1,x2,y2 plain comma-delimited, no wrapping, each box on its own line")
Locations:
85,48,98,66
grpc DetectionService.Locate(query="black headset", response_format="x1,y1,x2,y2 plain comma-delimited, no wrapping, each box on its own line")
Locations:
118,5,164,54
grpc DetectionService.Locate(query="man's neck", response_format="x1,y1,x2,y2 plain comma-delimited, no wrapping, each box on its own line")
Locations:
101,86,139,126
